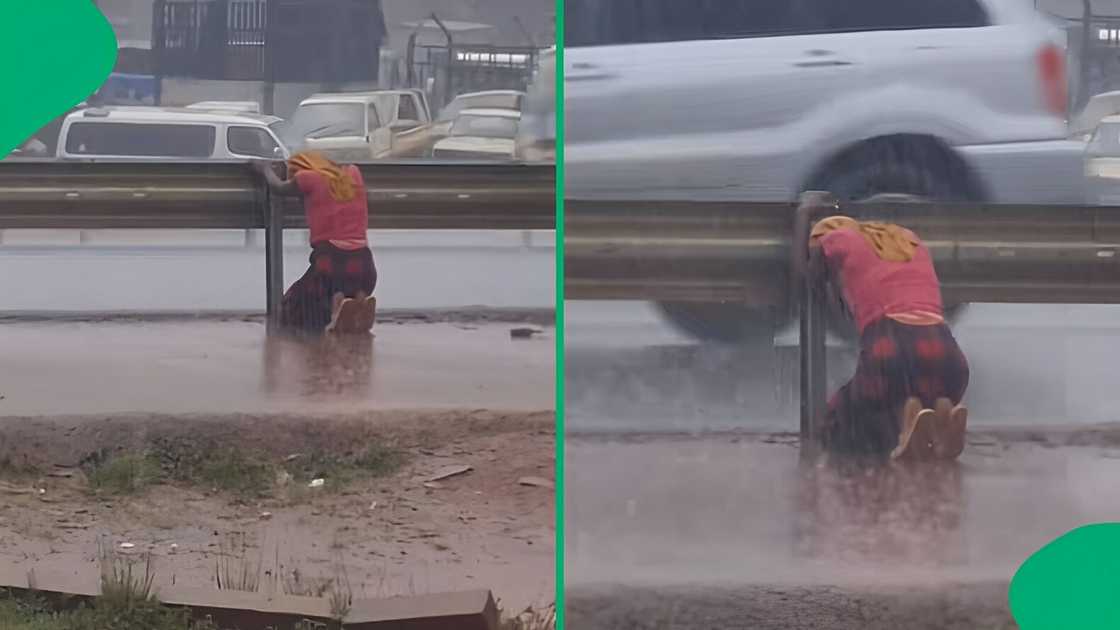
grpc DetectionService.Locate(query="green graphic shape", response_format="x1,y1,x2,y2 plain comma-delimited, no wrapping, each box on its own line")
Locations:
0,2,117,156
1010,522,1120,629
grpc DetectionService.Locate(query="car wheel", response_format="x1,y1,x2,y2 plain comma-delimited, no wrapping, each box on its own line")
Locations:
807,136,981,205
656,302,779,345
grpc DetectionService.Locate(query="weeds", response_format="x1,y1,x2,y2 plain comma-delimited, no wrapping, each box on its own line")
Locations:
84,436,410,500
86,453,161,495
196,449,274,498
0,551,224,629
213,533,263,593
98,542,156,606
13,433,406,501
281,444,406,489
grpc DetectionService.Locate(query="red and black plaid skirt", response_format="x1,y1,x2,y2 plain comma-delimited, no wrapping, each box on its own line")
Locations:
279,242,377,333
823,318,969,458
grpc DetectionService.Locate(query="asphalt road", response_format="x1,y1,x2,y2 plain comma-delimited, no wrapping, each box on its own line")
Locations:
567,300,1120,432
0,229,554,313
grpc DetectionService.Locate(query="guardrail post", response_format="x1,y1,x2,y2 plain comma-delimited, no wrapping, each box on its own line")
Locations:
797,192,835,456
264,192,284,332
799,269,827,455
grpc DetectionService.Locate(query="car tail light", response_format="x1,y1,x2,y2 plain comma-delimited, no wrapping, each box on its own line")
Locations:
1038,43,1068,118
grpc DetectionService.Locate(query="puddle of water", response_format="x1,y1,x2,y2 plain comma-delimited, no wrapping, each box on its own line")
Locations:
567,436,1120,588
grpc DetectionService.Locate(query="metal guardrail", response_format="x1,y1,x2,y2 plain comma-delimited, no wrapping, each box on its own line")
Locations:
0,161,555,230
566,193,1120,448
0,161,555,324
565,198,1120,305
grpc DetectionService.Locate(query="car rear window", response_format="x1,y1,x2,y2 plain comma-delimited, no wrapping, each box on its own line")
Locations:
65,122,216,158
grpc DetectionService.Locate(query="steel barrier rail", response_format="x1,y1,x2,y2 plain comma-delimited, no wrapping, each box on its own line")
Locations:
0,161,555,325
0,161,555,230
565,198,1120,305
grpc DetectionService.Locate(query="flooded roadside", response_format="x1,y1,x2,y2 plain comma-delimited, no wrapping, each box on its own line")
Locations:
566,430,1120,628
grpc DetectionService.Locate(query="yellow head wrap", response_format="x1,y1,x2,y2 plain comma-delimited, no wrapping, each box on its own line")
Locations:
288,151,356,202
810,215,918,263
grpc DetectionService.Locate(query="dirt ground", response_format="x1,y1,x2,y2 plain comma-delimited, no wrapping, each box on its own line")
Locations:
0,410,555,613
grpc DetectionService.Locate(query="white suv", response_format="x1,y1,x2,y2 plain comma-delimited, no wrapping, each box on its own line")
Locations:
565,0,1087,342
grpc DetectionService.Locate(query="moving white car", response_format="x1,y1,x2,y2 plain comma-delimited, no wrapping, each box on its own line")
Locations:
565,0,1088,342
57,106,288,161
431,108,521,160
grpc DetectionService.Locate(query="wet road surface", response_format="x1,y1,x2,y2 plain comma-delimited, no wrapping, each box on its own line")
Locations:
0,229,554,312
566,434,1120,628
565,300,1120,627
0,319,553,416
567,301,1120,432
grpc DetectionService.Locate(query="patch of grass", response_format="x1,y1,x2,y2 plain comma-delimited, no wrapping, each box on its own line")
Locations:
86,453,161,495
149,437,274,498
195,448,274,498
0,597,67,630
353,443,406,476
0,455,43,482
99,543,156,606
80,437,404,501
283,443,406,490
214,533,263,594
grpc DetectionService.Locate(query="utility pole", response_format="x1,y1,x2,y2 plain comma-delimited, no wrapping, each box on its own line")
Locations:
1082,0,1094,109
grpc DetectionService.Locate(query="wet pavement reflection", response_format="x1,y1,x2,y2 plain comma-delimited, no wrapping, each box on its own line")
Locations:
795,460,965,568
0,319,552,417
566,435,1120,588
261,331,375,399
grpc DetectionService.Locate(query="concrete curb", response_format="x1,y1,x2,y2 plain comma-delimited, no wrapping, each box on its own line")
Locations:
0,564,498,629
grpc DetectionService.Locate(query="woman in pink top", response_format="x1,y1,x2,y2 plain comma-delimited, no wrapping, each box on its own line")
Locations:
793,204,969,462
253,152,377,334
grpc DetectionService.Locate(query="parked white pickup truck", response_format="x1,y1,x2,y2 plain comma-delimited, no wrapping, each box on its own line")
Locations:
565,0,1088,342
281,89,435,161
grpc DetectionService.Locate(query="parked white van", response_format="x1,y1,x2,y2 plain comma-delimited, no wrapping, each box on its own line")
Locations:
57,107,289,161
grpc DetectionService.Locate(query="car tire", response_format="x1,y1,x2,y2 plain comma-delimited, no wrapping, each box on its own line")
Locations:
807,135,982,205
656,302,780,345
